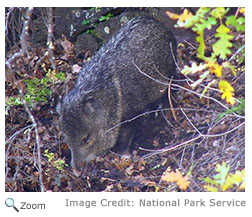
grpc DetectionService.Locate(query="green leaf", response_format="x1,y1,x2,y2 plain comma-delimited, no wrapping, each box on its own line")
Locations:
204,185,219,192
81,19,90,25
210,7,229,19
99,13,113,22
204,177,218,186
226,15,245,32
214,162,230,186
236,17,245,31
206,16,217,28
196,31,205,59
182,7,210,29
212,24,234,60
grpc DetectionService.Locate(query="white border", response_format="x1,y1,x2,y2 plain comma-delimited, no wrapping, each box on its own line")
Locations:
1,1,250,217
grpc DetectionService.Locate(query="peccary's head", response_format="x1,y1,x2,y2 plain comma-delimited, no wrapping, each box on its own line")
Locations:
58,88,119,173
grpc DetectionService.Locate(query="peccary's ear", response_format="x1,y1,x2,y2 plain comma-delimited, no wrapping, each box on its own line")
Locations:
56,96,63,115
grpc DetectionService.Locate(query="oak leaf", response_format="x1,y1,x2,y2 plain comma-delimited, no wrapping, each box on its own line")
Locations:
219,80,235,104
161,169,190,191
166,9,193,23
212,24,234,60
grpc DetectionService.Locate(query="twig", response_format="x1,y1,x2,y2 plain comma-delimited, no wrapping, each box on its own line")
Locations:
168,78,178,121
204,121,244,138
132,60,169,86
105,105,242,135
132,60,231,111
105,108,162,134
140,134,203,158
5,51,24,69
19,88,45,192
106,106,216,134
170,41,181,71
228,45,245,62
5,124,34,180
180,109,202,135
185,77,221,93
141,121,244,159
179,145,186,168
5,124,34,145
160,109,175,128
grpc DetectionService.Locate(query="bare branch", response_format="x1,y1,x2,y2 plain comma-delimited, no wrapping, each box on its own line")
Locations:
5,51,24,69
140,121,244,159
19,88,45,192
34,8,56,71
170,41,181,71
5,7,34,70
46,7,56,70
133,60,245,118
228,45,245,62
20,7,34,55
5,124,34,145
180,109,202,135
5,7,17,36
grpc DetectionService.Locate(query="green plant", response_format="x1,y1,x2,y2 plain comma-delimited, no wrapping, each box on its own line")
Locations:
90,7,101,13
217,98,245,120
167,7,245,105
44,149,68,171
99,13,113,22
81,19,91,25
203,162,245,192
24,77,51,105
5,96,23,116
6,64,65,108
86,29,95,34
6,96,23,106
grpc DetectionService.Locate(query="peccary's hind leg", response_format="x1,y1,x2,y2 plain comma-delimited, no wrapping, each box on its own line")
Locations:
113,122,137,155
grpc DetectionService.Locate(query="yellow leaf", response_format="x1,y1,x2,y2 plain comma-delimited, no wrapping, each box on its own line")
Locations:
239,7,245,15
204,185,218,192
161,171,179,183
161,169,190,191
166,9,193,22
176,175,190,191
207,61,223,77
166,11,180,20
219,80,235,104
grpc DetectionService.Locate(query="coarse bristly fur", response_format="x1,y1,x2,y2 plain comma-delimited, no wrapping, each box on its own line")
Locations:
58,16,177,175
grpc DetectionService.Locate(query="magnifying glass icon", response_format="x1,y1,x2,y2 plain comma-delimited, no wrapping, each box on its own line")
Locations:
5,198,19,212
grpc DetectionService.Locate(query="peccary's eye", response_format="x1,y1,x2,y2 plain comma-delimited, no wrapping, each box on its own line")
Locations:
85,101,95,114
82,96,97,115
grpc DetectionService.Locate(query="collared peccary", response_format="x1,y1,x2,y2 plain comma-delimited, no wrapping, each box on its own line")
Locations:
59,16,177,174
